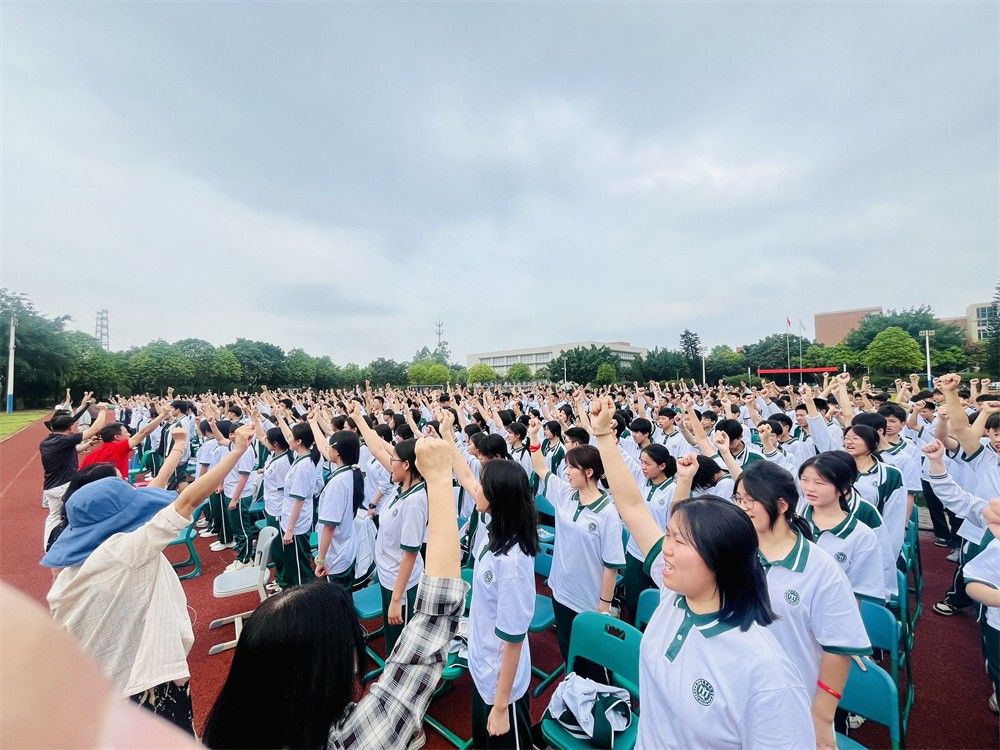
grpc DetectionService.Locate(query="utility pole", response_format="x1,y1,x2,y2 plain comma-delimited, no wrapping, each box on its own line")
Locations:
96,308,110,351
434,320,444,349
919,329,935,385
6,315,16,413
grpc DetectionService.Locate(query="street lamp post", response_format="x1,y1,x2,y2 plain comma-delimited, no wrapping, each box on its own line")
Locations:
700,348,707,386
6,315,16,414
918,329,935,385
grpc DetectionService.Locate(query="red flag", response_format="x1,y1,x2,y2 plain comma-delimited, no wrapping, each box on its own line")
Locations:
785,315,792,329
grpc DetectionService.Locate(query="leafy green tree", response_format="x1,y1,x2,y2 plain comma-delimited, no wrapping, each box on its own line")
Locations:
427,363,451,384
930,345,969,372
802,344,862,370
448,364,468,385
127,340,194,394
984,284,1000,377
312,356,341,389
284,348,317,387
705,345,748,382
631,347,689,382
507,362,533,383
741,333,812,371
210,347,243,391
65,331,125,397
367,357,409,386
593,362,617,386
173,338,217,390
340,362,367,387
863,327,924,376
467,363,498,384
225,339,287,387
0,289,75,406
679,329,702,376
843,306,966,352
547,345,618,384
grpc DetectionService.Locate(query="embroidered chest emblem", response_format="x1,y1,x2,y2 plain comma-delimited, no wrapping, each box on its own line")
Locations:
784,589,801,606
835,551,847,564
692,678,715,706
483,569,494,584
586,521,598,533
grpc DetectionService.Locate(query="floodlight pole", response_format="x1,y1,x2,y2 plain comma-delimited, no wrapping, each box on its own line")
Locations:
919,329,935,385
6,315,16,413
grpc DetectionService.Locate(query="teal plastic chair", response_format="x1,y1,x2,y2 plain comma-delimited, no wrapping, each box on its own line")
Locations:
536,494,556,518
886,569,914,652
532,543,565,698
834,656,902,750
167,501,209,580
861,599,913,737
635,587,659,631
540,613,642,750
352,582,386,683
904,506,923,621
422,568,475,748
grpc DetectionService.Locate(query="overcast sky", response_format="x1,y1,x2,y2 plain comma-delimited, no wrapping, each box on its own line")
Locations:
2,2,997,364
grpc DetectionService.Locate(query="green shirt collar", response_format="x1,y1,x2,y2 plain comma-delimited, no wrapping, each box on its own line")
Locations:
758,532,810,572
675,596,735,638
803,505,856,540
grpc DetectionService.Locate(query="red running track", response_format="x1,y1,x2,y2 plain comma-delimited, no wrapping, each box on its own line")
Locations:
2,419,997,748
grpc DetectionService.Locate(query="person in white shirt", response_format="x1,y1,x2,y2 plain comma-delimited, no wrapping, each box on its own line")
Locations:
734,461,872,747
313,429,364,590
585,395,815,749
528,418,625,682
42,424,253,734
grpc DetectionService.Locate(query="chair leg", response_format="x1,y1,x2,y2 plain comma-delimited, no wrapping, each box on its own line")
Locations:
423,713,472,749
532,662,565,698
208,610,252,655
176,542,202,580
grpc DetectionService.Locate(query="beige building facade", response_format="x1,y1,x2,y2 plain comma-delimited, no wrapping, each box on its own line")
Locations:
468,341,648,377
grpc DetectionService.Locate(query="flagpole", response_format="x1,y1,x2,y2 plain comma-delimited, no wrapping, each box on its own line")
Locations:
785,315,791,386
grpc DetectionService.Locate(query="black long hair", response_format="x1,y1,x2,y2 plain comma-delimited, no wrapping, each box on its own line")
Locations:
203,581,366,749
328,430,366,513
640,444,677,480
735,461,813,540
566,444,608,489
691,454,724,491
393,438,422,482
799,451,854,513
291,422,320,465
672,495,776,631
480,459,539,557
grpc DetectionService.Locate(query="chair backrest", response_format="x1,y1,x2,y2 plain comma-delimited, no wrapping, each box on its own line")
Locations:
254,526,279,601
535,543,555,578
567,612,642,697
860,600,900,656
535,494,556,518
895,569,910,624
461,567,475,612
635,588,660,631
838,656,901,745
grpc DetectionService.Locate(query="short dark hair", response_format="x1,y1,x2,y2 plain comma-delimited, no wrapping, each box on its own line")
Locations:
203,581,365,749
716,419,743,442
877,403,907,422
564,427,590,445
99,423,124,442
479,433,510,460
852,412,887,435
629,417,652,437
48,414,76,432
671,496,776,631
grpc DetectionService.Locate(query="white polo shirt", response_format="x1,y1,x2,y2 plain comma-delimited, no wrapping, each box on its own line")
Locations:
469,543,535,704
195,438,218,478
638,541,815,750
317,466,359,577
261,450,292,518
542,473,625,614
659,429,692,459
625,477,676,560
853,461,906,587
963,538,999,630
803,505,886,602
759,534,871,691
282,454,318,536
374,481,427,590
222,443,257,500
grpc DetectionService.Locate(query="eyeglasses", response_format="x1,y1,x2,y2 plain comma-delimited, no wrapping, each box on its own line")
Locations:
389,457,405,464
731,493,756,508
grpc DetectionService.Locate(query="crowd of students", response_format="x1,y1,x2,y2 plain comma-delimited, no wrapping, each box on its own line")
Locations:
33,371,1000,748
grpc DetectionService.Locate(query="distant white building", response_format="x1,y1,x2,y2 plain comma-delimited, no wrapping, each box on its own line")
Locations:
467,341,648,377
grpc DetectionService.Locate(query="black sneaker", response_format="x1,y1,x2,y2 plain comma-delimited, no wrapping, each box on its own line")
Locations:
933,537,949,547
933,601,962,616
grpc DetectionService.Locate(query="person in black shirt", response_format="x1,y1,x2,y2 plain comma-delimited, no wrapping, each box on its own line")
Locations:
39,398,108,551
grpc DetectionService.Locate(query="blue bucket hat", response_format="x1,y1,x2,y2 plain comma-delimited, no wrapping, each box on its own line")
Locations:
40,477,177,568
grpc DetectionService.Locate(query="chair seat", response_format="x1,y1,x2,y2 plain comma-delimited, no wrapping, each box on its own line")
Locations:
213,568,262,597
353,583,383,621
835,731,866,749
537,526,555,544
255,519,268,530
531,595,555,632
248,501,265,514
541,715,637,750
441,648,468,681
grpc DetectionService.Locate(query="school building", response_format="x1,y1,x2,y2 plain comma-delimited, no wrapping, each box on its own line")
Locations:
814,302,993,346
467,341,648,377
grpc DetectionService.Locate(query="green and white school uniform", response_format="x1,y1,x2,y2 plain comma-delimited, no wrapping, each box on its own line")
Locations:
853,461,906,590
280,454,319,586
317,465,358,585
803,505,886,602
262,450,291,522
962,538,1000,691
759,534,871,692
658,429,692,459
624,478,676,623
541,439,566,476
469,544,535,748
375,481,428,655
637,541,815,749
223,443,258,564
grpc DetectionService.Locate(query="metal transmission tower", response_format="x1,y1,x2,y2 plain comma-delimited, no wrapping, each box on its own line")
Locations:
434,320,445,349
95,308,110,351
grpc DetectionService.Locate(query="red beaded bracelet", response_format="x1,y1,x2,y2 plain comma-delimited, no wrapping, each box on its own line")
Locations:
816,680,842,700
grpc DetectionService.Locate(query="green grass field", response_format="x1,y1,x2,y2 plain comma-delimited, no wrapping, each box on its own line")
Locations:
0,410,48,440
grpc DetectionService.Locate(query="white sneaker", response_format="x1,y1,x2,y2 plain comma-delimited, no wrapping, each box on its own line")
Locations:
225,560,251,572
199,530,217,538
210,541,235,552
265,582,282,593
195,518,208,528
847,714,866,730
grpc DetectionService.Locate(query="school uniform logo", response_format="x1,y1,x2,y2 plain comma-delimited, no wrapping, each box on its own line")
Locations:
483,569,494,584
392,508,399,518
835,552,847,564
692,678,715,706
587,521,598,533
784,589,801,606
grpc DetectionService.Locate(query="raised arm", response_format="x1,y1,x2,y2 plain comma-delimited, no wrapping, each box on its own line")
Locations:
939,374,981,456
127,406,168,449
80,404,108,442
172,425,254,517
416,437,462,578
588,396,662,557
348,401,394,470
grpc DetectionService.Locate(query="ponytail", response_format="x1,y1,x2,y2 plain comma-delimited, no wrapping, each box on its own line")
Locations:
351,467,366,513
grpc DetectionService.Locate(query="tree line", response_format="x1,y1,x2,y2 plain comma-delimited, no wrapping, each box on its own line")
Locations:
1,287,995,407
